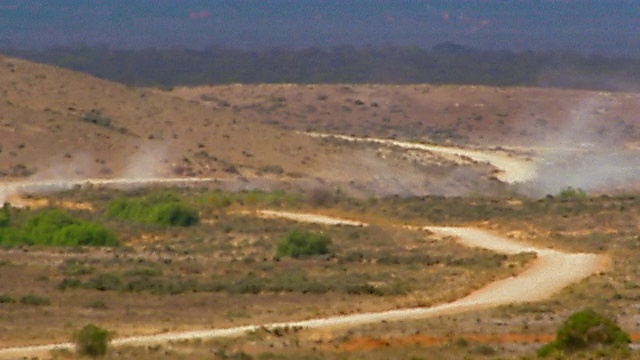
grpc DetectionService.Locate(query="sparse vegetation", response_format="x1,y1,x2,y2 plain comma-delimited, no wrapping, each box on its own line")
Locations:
3,185,640,358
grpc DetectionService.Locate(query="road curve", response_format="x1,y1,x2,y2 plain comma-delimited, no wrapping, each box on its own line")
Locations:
0,212,603,359
305,132,537,184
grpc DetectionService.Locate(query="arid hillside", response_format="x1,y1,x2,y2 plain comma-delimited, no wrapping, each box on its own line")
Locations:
0,56,345,183
3,55,640,197
168,84,640,147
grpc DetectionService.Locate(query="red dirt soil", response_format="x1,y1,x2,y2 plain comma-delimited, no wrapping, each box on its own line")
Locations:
339,332,640,351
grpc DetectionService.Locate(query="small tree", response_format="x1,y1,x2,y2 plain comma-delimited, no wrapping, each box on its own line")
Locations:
276,230,332,259
75,323,111,358
557,186,587,199
538,309,630,357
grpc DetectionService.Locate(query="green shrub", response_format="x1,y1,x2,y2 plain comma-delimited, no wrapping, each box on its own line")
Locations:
75,323,110,358
557,186,587,199
22,209,79,245
19,294,51,306
0,227,31,246
105,194,199,226
11,210,118,247
275,230,332,259
57,278,83,290
0,295,16,304
538,309,630,357
51,223,118,246
148,202,199,226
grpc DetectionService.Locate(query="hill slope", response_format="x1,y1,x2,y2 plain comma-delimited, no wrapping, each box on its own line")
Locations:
5,56,640,197
0,56,333,183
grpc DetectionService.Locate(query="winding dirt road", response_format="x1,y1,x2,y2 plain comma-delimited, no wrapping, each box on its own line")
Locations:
0,211,603,359
305,132,537,184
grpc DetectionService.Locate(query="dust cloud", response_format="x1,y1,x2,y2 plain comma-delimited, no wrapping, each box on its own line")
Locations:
122,142,170,180
0,142,173,205
523,96,640,196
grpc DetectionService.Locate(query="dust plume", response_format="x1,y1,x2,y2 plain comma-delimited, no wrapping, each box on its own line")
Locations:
0,153,96,205
121,142,170,180
0,142,174,206
524,96,640,196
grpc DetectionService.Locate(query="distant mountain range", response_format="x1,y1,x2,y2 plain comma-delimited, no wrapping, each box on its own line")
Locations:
1,1,638,57
3,44,640,92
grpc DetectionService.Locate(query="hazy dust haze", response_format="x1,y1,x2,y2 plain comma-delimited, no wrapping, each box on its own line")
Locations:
525,96,640,195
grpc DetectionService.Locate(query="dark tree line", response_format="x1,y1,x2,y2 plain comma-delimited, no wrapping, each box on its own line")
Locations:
3,43,640,92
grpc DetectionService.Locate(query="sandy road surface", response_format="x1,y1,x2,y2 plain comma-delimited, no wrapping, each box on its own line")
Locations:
0,211,603,359
257,209,368,227
305,132,537,184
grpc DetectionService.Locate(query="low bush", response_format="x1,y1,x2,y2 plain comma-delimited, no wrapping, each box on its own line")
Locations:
19,294,51,306
275,230,332,259
51,223,118,247
22,209,78,244
0,210,117,247
105,194,199,226
57,278,83,290
538,309,630,357
557,186,588,199
75,323,111,358
0,295,16,304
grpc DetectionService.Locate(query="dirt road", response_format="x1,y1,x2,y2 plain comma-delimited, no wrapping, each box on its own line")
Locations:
305,132,537,184
257,209,368,226
0,212,603,359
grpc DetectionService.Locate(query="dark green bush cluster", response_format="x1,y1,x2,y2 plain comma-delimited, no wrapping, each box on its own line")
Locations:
0,209,118,247
75,323,111,358
538,309,630,357
557,186,588,199
275,230,332,259
105,194,198,226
